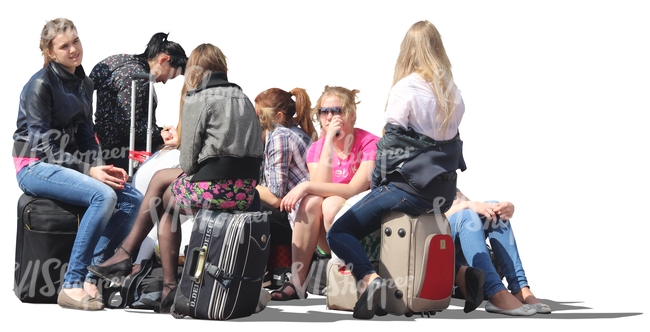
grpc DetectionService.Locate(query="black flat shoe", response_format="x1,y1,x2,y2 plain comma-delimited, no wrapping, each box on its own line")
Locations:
353,277,384,320
463,267,485,313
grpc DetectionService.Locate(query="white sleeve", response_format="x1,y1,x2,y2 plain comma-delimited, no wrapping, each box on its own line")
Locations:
384,82,412,128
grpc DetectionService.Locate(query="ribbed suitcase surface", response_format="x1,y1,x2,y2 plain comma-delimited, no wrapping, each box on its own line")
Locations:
172,209,270,320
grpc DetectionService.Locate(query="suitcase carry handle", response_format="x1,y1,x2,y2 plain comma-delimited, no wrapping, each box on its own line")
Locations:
187,245,208,284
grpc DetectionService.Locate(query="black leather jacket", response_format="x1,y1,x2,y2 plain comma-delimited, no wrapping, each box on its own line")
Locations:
12,62,101,174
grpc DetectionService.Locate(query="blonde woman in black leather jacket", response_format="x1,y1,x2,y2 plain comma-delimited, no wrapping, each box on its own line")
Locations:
13,18,143,311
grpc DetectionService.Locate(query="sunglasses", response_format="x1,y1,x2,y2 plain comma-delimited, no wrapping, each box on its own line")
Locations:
318,107,343,116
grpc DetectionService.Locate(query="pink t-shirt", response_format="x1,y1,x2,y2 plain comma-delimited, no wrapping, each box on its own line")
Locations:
306,128,379,184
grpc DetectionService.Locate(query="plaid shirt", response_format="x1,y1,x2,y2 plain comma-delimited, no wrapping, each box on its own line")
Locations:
261,125,310,198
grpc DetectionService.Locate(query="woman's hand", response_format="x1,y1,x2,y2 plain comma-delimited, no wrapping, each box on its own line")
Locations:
468,201,499,223
89,165,127,190
492,201,515,220
280,181,309,213
326,115,344,140
161,125,179,147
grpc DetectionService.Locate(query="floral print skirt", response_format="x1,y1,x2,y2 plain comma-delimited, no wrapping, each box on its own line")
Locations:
170,173,258,212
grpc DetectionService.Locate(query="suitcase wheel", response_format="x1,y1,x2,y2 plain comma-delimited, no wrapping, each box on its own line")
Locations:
170,304,186,319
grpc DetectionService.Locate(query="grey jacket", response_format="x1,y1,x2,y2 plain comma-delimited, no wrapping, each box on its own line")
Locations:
180,72,263,181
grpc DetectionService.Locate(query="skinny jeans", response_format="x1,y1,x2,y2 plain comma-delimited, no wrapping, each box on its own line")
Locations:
447,205,529,299
17,162,142,289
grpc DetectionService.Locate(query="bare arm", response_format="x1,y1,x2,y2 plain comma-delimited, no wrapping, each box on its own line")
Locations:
444,189,471,216
280,159,374,212
444,189,502,222
256,185,281,208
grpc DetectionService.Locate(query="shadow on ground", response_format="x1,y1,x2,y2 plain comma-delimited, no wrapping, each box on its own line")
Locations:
138,297,642,322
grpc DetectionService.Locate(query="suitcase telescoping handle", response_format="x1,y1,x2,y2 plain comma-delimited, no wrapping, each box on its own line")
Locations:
129,73,155,176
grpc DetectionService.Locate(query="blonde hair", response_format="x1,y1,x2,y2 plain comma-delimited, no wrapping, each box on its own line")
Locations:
39,18,77,68
176,43,228,147
312,85,360,127
392,20,459,135
255,87,317,140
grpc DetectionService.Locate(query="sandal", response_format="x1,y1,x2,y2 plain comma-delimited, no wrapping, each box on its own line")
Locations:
155,283,177,314
87,245,133,287
270,281,307,301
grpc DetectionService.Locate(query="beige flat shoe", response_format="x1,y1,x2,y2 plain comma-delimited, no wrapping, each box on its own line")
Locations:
531,302,552,314
485,300,536,316
57,290,104,311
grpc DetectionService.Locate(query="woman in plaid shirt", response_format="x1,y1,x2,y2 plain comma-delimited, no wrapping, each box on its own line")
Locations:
255,88,316,248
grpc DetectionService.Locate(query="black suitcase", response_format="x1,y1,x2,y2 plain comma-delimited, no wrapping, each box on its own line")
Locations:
172,209,270,320
14,193,86,303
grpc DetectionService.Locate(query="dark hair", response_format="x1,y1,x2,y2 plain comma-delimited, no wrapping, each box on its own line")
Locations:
137,32,188,70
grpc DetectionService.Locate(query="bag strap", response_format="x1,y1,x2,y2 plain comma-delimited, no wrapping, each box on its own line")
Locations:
204,264,264,289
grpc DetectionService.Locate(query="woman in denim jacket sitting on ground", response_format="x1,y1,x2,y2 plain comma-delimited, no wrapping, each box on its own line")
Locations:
445,189,550,316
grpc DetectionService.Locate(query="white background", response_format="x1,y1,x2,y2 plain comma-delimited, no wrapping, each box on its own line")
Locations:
1,0,647,329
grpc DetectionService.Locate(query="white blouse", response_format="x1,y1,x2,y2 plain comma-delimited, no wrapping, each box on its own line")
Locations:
385,73,465,141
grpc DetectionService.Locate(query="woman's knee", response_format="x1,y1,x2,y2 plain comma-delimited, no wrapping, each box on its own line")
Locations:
300,194,324,214
458,209,483,233
322,196,345,230
94,185,118,206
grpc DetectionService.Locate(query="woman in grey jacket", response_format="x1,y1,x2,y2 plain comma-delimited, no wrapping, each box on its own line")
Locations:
88,43,263,313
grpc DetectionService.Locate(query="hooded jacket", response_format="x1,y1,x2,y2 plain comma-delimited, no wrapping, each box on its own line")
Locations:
13,61,101,174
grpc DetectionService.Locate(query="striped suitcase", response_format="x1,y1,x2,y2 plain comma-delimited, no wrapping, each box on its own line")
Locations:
378,211,454,317
171,209,270,320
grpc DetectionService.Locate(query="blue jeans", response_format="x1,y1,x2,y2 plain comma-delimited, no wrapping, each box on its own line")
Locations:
17,162,143,289
447,205,529,299
327,183,437,281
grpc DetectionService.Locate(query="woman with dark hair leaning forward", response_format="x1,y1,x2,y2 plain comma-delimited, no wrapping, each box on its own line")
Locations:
90,32,188,170
326,20,480,319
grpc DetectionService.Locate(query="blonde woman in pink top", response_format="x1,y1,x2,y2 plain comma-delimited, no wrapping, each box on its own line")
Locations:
270,86,379,301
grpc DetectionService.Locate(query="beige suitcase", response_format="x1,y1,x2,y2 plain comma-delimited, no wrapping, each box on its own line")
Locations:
378,211,454,317
325,253,357,311
325,190,380,311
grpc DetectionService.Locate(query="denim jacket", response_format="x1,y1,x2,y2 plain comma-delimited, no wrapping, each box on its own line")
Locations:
371,123,467,200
